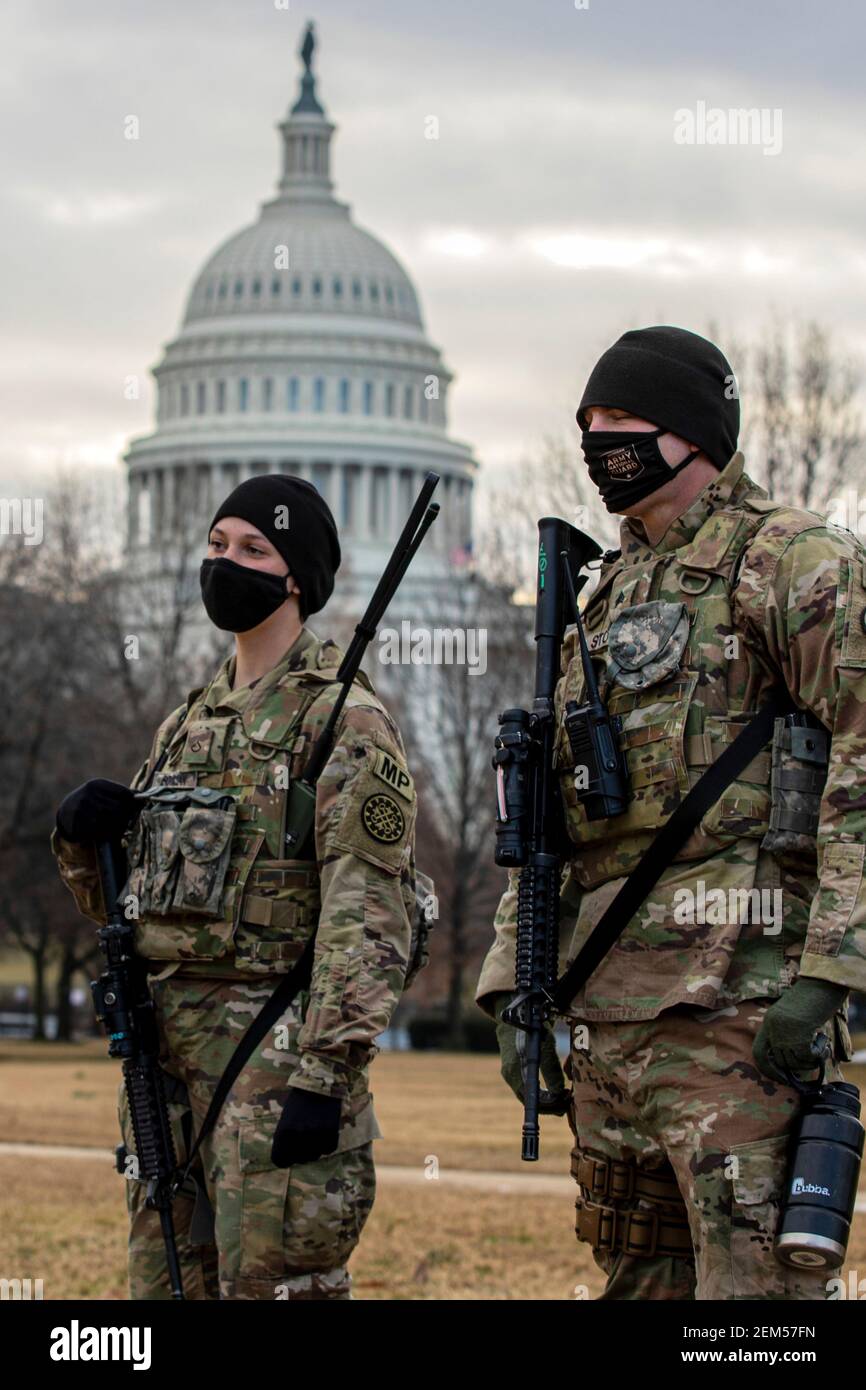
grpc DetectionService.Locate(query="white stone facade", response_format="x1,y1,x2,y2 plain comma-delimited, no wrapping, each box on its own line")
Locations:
124,29,477,619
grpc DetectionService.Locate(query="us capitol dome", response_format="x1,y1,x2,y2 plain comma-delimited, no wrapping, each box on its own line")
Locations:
125,23,477,614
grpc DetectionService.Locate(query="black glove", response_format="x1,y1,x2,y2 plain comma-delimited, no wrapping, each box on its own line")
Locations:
271,1087,342,1169
56,778,139,845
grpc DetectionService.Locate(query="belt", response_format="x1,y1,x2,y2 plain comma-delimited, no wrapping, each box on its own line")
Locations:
571,1144,693,1259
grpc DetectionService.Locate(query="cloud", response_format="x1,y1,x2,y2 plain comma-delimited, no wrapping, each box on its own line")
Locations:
13,187,162,227
2,0,865,493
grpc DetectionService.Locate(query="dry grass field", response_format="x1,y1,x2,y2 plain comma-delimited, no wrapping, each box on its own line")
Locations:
1,1040,864,1300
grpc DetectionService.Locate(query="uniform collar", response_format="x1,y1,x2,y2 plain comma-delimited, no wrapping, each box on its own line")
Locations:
202,625,324,715
619,450,752,558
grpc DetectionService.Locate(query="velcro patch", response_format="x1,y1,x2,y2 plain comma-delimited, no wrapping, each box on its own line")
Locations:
153,772,197,789
362,793,406,844
186,728,213,760
839,555,866,668
371,747,414,801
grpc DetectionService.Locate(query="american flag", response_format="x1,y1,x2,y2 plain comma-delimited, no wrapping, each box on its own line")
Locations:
449,538,474,568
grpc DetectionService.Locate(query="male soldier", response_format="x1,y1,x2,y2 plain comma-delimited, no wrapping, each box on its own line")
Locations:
478,325,866,1300
52,475,420,1300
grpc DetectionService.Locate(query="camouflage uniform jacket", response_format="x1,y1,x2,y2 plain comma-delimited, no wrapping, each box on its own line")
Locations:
477,450,866,1024
51,625,417,1101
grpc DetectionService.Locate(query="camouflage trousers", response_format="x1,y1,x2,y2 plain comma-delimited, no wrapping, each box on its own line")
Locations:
567,997,850,1301
117,971,377,1301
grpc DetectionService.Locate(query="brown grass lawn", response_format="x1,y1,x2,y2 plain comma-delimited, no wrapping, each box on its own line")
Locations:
1,1041,864,1300
0,1153,590,1302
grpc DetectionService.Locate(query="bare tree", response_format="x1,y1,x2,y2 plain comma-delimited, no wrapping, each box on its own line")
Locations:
720,318,864,512
391,567,532,1045
0,468,213,1039
481,436,620,601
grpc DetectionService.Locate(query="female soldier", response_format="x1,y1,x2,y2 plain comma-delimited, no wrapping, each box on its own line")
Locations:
51,474,419,1301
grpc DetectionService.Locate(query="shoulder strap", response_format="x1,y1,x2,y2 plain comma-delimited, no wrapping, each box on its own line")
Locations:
552,698,787,1012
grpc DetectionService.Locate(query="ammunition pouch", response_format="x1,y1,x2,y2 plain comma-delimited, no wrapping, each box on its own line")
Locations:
760,713,829,865
124,787,237,920
571,1143,693,1258
234,859,321,973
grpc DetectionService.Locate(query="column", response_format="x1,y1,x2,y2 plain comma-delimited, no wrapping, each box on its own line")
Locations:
137,470,151,548
357,463,372,540
128,471,141,548
151,467,164,537
389,466,400,534
440,474,453,551
161,464,174,535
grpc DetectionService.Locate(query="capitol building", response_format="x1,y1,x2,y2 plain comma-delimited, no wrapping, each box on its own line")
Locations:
125,24,477,618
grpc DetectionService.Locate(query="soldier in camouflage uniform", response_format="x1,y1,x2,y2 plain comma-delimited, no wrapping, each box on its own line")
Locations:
478,326,866,1300
52,475,423,1300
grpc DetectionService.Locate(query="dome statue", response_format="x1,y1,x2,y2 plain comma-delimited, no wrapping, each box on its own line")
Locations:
125,23,477,616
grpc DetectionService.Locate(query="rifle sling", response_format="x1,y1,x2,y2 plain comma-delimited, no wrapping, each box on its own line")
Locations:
553,700,785,1013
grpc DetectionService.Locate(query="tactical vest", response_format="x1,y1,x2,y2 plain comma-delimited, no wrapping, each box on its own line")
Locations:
122,662,416,976
554,491,831,892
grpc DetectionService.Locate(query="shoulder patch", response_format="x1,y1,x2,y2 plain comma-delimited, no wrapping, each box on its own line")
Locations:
838,554,866,668
327,733,416,874
371,746,414,801
362,792,406,843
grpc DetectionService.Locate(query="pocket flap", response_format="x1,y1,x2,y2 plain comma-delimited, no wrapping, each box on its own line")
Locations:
238,1114,280,1174
607,601,689,684
731,1135,790,1205
178,806,236,864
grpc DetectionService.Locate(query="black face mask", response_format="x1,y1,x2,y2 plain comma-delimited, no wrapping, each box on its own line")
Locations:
580,427,700,512
199,557,290,632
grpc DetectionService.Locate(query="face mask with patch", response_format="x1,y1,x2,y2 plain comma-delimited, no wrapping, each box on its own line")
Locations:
581,427,700,512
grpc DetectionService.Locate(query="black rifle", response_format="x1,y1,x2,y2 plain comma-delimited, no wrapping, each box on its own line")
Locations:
91,840,184,1299
492,518,609,1160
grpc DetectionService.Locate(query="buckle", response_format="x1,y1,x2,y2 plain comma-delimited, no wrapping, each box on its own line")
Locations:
577,1148,637,1200
587,1155,610,1198
608,1158,636,1200
622,1208,659,1257
576,1198,613,1251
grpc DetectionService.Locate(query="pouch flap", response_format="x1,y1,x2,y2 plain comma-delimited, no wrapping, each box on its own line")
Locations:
178,805,236,865
607,601,689,687
146,809,182,870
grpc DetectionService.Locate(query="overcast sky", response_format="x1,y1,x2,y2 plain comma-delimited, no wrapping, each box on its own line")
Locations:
2,0,865,501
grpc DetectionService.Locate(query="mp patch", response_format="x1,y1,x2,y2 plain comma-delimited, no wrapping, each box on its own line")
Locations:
371,747,414,801
362,793,406,844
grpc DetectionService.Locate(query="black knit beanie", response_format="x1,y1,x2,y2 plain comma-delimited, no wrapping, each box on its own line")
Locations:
576,325,739,469
209,475,341,619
